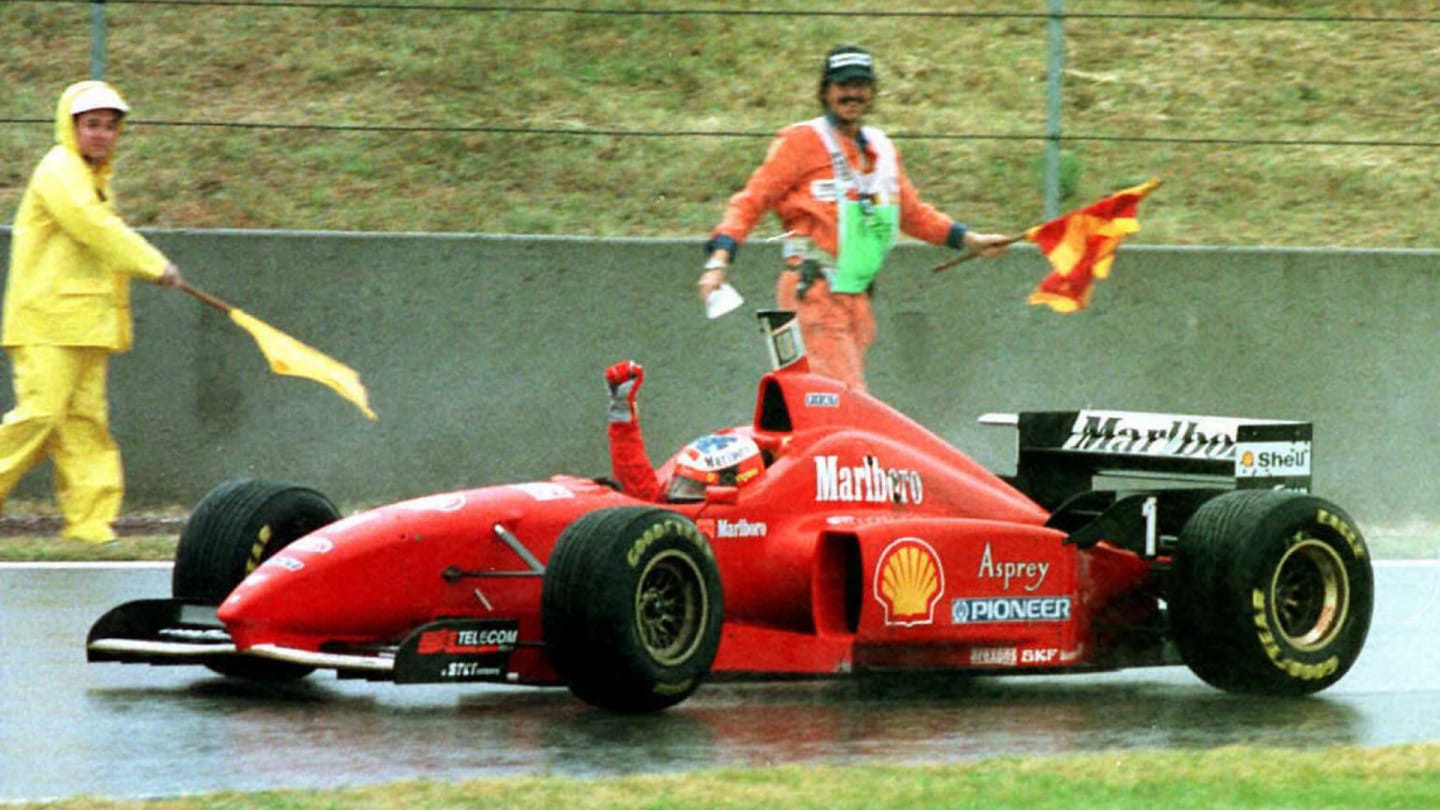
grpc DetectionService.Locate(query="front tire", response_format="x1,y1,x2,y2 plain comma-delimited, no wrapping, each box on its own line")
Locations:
172,478,340,680
542,507,724,712
1168,490,1373,695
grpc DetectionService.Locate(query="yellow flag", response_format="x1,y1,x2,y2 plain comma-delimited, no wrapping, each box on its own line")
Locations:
229,309,377,420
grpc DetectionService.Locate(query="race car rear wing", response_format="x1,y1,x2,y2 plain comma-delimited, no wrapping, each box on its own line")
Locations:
981,409,1312,510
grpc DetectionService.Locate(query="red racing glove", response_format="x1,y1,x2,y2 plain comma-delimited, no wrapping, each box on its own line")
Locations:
605,360,644,424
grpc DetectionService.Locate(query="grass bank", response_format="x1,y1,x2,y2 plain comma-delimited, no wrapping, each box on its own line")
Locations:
16,744,1440,809
2,1,1437,247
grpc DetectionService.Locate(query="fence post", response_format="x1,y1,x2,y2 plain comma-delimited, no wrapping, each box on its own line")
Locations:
90,0,107,79
1043,0,1065,219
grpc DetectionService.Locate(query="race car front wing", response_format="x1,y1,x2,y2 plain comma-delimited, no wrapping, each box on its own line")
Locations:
87,599,525,684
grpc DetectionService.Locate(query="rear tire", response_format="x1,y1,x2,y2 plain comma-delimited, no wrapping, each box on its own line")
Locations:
173,478,340,680
542,507,723,712
1168,490,1372,695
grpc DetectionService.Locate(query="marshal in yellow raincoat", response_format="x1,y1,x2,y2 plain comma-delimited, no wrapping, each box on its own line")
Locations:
0,81,172,542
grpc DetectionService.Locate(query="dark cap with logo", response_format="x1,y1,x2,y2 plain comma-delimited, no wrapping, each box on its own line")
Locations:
822,45,877,84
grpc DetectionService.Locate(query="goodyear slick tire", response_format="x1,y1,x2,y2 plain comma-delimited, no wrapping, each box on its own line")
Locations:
1168,489,1373,695
172,478,340,681
542,507,724,713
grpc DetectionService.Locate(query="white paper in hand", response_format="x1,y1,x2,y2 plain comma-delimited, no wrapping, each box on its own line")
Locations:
705,283,744,319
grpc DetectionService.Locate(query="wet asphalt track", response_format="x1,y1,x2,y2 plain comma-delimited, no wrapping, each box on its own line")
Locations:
1,562,1438,802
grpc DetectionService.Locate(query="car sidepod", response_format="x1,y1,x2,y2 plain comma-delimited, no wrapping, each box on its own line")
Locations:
819,517,1138,673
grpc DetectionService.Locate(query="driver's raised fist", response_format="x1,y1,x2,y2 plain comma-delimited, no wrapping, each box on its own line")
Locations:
605,360,644,423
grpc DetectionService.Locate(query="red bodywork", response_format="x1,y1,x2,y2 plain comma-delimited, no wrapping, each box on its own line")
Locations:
216,363,1157,685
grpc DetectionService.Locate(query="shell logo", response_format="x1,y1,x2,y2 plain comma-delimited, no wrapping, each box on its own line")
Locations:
873,537,945,626
1239,449,1256,470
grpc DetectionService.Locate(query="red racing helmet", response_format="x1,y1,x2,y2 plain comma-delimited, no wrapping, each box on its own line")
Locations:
666,432,765,502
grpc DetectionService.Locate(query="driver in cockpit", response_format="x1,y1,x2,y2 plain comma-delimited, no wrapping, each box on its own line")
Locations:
603,360,765,503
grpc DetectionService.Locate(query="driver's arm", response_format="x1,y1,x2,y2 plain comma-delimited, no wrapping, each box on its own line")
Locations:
605,361,665,502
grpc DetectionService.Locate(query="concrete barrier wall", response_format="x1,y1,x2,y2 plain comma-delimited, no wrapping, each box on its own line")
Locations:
1,229,1435,526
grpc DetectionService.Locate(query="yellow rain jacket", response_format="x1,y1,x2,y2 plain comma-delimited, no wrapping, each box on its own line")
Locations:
3,81,168,353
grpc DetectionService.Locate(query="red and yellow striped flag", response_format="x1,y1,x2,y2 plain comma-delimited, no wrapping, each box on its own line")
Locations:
1026,178,1161,313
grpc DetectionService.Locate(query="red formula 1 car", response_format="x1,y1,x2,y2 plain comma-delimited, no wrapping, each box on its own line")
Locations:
88,312,1373,712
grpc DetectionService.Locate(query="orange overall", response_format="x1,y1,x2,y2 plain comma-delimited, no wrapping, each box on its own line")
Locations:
709,116,966,390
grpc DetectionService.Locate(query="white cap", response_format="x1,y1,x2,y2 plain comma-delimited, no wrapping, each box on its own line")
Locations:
70,85,130,116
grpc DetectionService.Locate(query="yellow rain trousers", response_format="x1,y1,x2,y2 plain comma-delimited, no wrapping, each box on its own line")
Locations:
0,347,122,541
1,81,168,542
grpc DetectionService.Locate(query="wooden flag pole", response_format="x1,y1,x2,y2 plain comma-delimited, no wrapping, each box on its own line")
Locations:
928,233,1025,274
178,282,235,315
